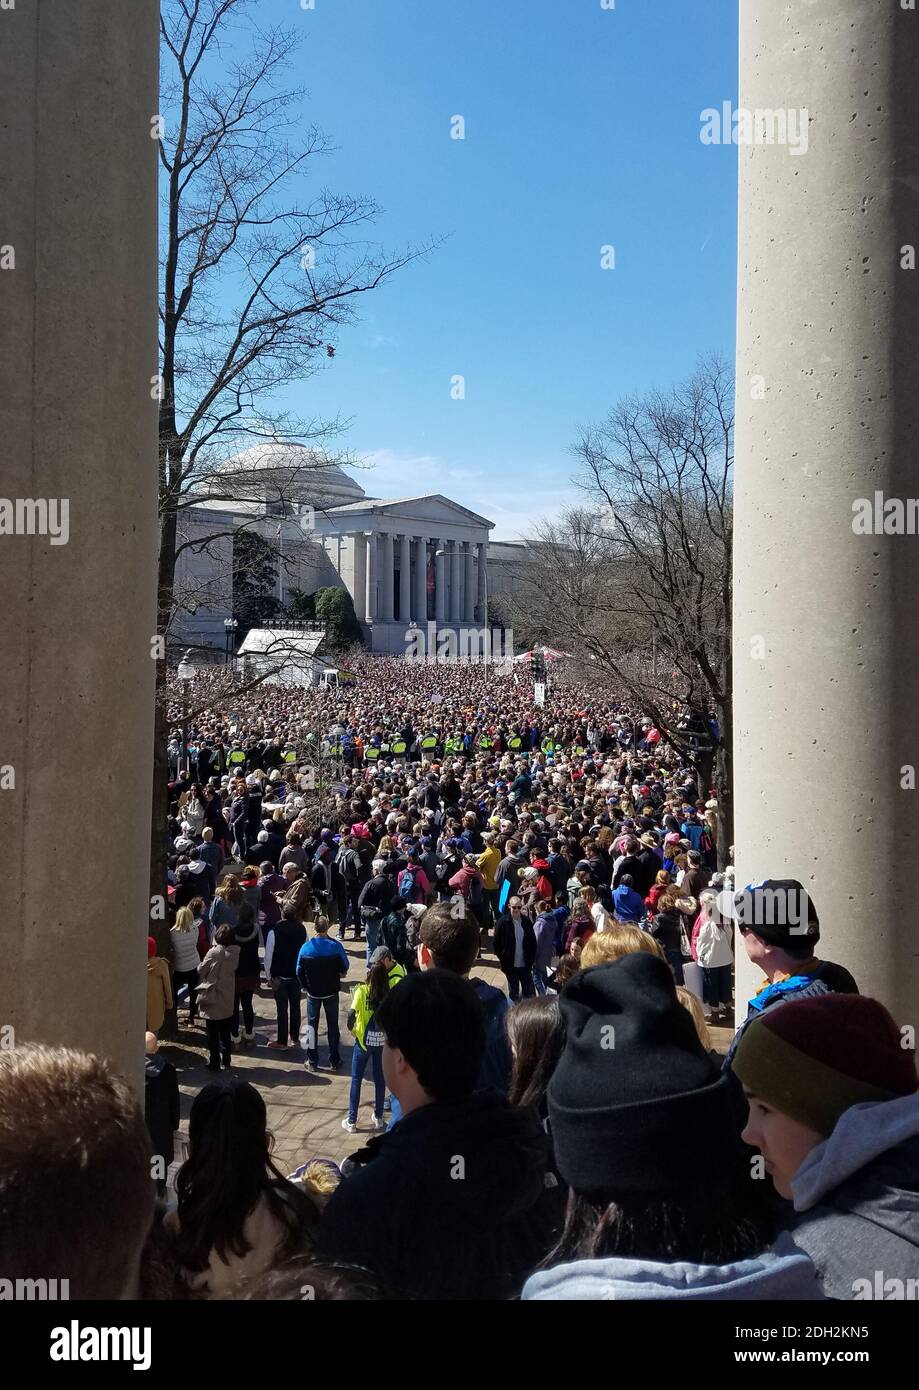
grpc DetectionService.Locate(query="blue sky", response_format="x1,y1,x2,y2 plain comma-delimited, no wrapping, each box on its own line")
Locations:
202,0,738,539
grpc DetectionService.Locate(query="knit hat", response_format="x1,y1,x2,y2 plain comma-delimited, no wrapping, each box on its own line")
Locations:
548,953,742,1196
732,994,918,1137
733,878,819,949
147,937,157,958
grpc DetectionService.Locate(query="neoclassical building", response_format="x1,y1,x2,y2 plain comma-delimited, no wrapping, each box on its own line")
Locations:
172,443,494,655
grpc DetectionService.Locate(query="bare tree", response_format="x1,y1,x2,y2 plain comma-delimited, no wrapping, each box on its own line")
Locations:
509,356,734,863
152,0,428,896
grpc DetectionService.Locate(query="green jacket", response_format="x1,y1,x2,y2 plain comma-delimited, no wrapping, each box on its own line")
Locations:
350,965,407,1049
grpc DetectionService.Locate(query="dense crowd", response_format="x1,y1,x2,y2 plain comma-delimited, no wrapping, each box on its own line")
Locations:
2,655,917,1303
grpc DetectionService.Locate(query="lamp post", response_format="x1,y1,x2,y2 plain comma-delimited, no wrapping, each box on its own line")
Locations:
177,650,194,776
223,616,238,665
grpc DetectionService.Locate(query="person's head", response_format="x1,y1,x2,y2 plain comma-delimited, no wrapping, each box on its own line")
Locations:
259,860,274,877
202,826,214,843
0,1044,154,1298
654,870,672,889
507,996,565,1109
687,850,701,867
314,916,330,936
543,953,766,1269
189,895,206,919
735,994,918,1199
367,946,395,1006
174,905,194,934
580,925,665,969
618,873,634,890
283,861,299,880
144,1031,158,1054
372,857,386,876
417,900,479,976
552,953,582,989
376,970,485,1115
733,879,821,975
217,874,243,906
176,1080,312,1270
214,923,236,947
508,895,523,916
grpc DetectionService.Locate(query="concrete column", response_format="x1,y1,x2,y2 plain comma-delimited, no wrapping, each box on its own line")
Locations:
463,541,474,623
351,533,367,621
476,542,488,625
733,0,919,1019
365,531,378,620
399,533,411,625
0,0,159,1090
414,536,427,621
434,539,446,626
381,532,395,623
449,540,461,623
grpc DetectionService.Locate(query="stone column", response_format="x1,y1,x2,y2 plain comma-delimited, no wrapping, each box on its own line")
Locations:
463,541,474,623
365,532,378,620
0,0,159,1090
434,540,446,626
476,542,488,625
449,540,461,623
380,532,395,623
733,0,919,1019
414,536,427,622
399,533,411,626
351,533,368,621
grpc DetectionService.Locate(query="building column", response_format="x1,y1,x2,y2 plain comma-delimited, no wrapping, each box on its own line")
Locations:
476,542,488,625
380,532,395,623
434,539,446,625
0,0,159,1090
398,533,411,626
351,533,368,621
463,541,474,623
449,539,461,623
365,532,378,621
413,536,427,622
733,0,919,1019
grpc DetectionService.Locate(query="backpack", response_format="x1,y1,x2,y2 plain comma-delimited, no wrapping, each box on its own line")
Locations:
398,865,420,901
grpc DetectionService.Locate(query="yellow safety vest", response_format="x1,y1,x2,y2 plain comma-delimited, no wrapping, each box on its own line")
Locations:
445,737,460,754
365,746,380,760
420,734,437,749
542,738,555,753
478,736,493,750
508,735,522,750
392,740,407,755
228,750,246,766
282,748,297,763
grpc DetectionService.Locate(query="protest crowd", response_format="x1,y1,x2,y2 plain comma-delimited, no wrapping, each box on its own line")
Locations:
2,654,917,1303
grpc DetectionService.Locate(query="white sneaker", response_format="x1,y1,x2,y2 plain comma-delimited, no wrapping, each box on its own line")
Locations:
341,1119,357,1134
372,1116,387,1133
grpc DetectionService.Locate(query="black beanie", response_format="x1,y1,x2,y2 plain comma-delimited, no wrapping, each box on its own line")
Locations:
548,953,742,1197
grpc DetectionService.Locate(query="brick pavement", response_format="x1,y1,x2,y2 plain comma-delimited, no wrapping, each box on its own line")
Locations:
162,936,734,1183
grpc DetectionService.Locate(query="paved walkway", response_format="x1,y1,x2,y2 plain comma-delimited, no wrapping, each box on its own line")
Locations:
162,939,733,1181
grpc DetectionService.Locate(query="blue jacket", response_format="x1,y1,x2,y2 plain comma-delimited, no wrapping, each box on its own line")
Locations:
296,934,349,998
612,884,645,923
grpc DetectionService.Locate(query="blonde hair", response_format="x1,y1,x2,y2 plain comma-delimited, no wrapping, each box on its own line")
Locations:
676,987,712,1052
580,925,664,969
173,906,195,934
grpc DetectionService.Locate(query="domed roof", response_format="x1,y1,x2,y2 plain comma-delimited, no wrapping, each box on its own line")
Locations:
218,442,366,503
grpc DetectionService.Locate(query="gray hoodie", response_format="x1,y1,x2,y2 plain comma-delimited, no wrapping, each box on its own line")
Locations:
521,1232,824,1300
786,1095,919,1300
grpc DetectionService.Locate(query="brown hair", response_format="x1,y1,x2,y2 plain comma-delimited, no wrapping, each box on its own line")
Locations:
216,874,244,906
419,901,479,976
507,996,565,1108
0,1044,154,1298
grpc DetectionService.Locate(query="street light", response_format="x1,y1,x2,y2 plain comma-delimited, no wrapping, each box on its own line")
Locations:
177,650,194,776
223,616,238,665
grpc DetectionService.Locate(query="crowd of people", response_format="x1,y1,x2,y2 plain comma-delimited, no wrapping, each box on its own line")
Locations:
4,655,918,1302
